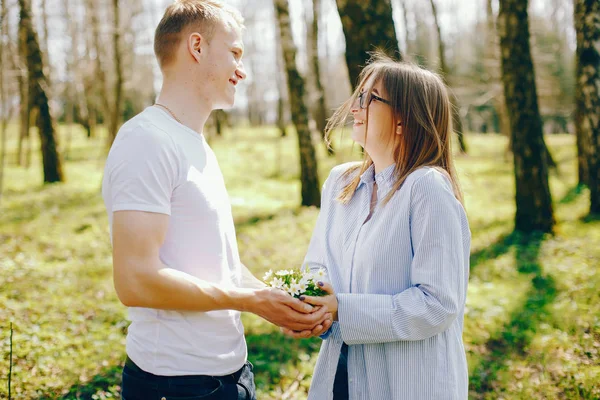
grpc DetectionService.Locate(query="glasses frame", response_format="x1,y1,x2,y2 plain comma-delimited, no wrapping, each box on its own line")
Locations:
358,90,391,109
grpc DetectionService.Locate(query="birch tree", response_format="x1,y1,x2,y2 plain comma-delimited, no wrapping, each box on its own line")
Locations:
274,0,321,207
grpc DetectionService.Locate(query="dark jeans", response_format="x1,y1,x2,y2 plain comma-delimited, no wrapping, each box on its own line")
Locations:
333,343,349,400
121,357,256,400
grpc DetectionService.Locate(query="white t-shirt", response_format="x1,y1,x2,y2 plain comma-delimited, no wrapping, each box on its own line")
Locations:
102,106,246,376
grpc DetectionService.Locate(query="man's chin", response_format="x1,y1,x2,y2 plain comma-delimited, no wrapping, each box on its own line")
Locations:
214,97,235,110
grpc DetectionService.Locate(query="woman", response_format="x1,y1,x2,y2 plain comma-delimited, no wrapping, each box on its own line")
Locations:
285,53,471,399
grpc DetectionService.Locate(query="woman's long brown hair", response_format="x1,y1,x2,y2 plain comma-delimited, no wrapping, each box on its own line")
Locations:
325,51,463,205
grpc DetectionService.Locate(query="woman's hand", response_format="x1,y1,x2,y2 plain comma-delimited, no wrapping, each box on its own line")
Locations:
280,281,338,339
301,281,338,321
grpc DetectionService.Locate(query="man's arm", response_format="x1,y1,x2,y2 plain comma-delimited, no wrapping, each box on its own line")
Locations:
112,210,330,331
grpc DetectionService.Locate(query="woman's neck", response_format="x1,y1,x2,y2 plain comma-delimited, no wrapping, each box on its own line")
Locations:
369,152,395,174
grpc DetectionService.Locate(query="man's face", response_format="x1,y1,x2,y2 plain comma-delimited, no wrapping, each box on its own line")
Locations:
203,18,246,109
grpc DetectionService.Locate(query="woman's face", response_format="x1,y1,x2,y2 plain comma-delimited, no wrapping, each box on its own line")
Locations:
350,75,396,154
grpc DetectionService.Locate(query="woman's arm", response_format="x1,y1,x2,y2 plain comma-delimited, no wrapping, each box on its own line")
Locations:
336,171,469,344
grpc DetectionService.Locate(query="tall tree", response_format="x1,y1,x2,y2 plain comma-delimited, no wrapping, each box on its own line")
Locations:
0,0,8,201
498,0,554,232
41,0,52,84
428,0,467,153
307,0,331,154
19,0,64,183
274,0,321,207
17,13,30,167
485,0,510,138
574,0,600,215
62,0,76,159
82,8,98,139
335,0,401,89
397,0,411,57
274,21,288,138
108,0,124,146
88,0,111,138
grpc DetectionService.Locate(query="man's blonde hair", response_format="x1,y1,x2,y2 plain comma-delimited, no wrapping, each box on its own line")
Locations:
154,0,244,68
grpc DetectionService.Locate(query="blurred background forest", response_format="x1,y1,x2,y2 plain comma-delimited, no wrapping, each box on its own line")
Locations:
1,0,599,399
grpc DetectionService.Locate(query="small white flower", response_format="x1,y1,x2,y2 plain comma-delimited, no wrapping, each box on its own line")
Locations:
271,277,285,289
289,282,303,296
299,274,311,286
276,269,290,276
315,268,327,279
263,270,273,281
297,281,307,293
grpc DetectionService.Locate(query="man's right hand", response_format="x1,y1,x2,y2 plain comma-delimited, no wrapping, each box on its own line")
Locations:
246,287,332,332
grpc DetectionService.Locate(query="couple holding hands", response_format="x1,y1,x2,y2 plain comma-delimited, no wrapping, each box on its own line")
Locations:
102,1,470,399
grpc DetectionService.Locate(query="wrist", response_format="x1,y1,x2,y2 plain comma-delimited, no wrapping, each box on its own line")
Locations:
225,287,263,313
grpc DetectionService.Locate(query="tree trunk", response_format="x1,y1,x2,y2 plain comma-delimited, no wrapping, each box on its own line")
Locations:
275,21,287,138
398,0,411,57
108,0,124,147
88,0,111,137
310,0,332,155
574,0,591,187
19,0,64,183
429,0,467,153
213,110,225,136
17,14,30,167
82,21,97,139
62,0,73,159
498,0,554,233
274,0,321,207
64,0,89,138
335,0,401,89
574,0,600,215
0,0,7,201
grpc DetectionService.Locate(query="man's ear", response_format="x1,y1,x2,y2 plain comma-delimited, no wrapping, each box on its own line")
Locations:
188,32,203,62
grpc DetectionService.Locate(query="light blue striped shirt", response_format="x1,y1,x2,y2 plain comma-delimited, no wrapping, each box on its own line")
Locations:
304,163,471,400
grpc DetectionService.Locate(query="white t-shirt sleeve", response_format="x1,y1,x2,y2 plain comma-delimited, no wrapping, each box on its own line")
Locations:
106,127,178,215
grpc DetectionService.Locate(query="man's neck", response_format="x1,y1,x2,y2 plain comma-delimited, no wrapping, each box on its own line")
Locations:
155,80,212,134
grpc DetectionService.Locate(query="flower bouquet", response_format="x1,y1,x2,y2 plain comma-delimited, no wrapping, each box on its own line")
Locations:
263,264,329,298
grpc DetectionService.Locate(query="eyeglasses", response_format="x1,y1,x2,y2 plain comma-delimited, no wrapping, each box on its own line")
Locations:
358,90,391,109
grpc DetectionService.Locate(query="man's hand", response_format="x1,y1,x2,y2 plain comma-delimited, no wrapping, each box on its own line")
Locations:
279,315,333,339
247,287,332,332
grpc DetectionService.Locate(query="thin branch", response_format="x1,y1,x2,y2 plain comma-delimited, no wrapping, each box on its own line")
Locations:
8,322,13,399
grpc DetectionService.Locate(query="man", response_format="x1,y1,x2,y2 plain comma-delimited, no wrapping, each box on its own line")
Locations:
101,1,332,398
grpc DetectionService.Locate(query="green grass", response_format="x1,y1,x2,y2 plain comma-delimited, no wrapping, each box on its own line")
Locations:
1,124,599,399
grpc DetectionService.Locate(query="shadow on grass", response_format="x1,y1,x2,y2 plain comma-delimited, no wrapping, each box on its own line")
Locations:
235,212,280,229
581,213,600,223
0,190,101,226
469,233,558,398
469,232,519,272
246,331,321,389
38,363,123,399
234,207,303,231
36,331,320,399
559,184,587,205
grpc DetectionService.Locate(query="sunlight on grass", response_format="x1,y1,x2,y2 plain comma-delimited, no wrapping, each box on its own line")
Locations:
1,125,599,399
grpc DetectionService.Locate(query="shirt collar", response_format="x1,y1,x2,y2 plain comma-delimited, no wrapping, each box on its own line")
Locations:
358,163,396,190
